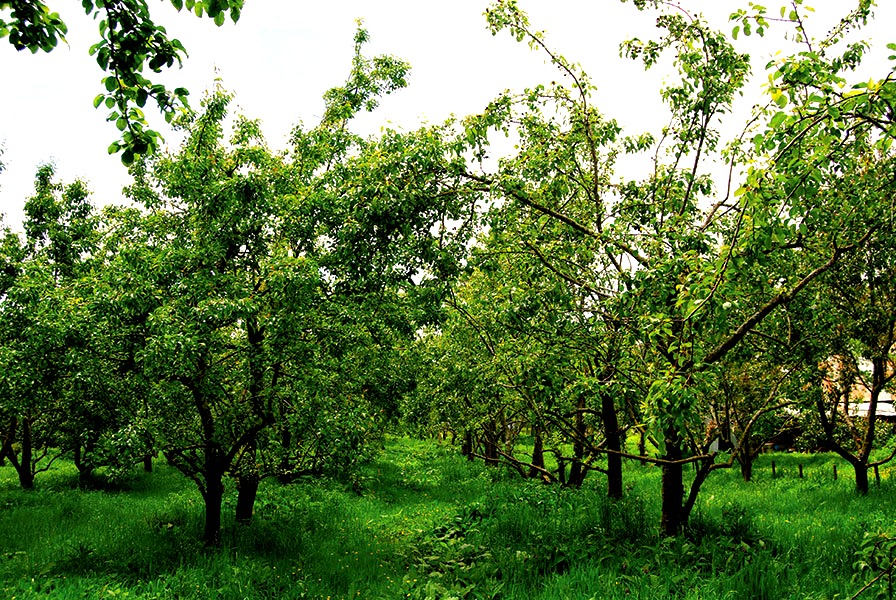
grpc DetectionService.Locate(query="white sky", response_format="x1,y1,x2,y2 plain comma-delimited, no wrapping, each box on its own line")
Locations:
1,1,894,231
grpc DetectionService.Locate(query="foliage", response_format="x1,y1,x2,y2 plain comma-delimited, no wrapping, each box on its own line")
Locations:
1,0,244,162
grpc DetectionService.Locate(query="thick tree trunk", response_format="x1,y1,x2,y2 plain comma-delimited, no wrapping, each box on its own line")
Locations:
601,391,623,499
854,462,869,495
660,429,684,537
202,474,225,547
143,455,153,472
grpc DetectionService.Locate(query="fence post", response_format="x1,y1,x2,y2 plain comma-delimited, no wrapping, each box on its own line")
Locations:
772,461,776,477
799,464,803,479
833,464,837,480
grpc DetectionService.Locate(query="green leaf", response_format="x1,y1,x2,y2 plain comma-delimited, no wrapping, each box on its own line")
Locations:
769,111,786,129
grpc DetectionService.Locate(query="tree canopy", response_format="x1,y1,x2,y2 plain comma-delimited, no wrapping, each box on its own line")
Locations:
2,0,896,547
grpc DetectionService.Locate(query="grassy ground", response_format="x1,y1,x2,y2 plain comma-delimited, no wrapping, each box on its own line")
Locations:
1,439,894,599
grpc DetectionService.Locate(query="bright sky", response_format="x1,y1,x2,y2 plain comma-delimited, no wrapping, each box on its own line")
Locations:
1,1,894,232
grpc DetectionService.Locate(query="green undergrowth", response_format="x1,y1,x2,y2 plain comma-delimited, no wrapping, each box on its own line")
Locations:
1,439,894,599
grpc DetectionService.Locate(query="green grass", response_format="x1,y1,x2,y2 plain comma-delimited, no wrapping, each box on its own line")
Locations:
1,440,894,599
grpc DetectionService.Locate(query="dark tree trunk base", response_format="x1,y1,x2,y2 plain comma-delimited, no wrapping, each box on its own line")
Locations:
235,475,259,524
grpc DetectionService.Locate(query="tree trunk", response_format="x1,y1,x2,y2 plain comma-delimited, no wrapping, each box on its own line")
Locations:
483,421,499,466
202,474,225,547
660,429,684,536
601,391,623,499
143,455,153,472
73,444,95,488
567,396,587,488
854,462,869,495
528,425,545,478
739,456,753,482
236,474,259,524
235,440,260,524
462,430,474,461
16,416,35,490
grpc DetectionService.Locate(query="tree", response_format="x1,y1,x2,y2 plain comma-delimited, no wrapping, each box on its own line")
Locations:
812,224,896,494
0,164,99,489
461,0,896,535
106,25,480,544
1,0,243,163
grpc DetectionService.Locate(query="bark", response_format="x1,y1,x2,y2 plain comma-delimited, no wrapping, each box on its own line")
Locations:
601,391,623,499
483,421,500,466
236,440,260,524
461,431,474,461
143,455,153,472
567,396,587,488
660,429,684,537
202,474,225,547
855,462,869,495
681,458,715,527
739,456,753,482
236,474,259,524
7,416,35,490
528,425,545,478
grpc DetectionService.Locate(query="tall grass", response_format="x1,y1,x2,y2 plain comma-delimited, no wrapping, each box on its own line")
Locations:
1,439,893,599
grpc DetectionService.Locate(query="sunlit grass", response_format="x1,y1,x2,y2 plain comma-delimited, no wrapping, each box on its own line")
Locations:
2,438,894,598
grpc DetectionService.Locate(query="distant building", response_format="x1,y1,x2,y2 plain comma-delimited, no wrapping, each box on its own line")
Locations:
826,357,896,423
